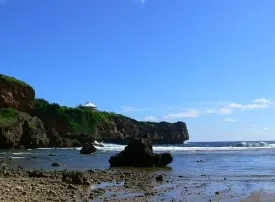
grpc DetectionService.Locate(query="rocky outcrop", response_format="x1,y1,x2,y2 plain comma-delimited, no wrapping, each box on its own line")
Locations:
80,143,97,154
98,116,189,144
0,108,49,149
0,74,35,111
0,73,190,148
31,99,189,145
109,135,173,167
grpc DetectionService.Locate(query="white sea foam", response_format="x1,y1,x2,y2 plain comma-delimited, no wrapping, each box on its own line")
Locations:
12,152,31,155
8,156,25,159
20,141,275,152
93,142,275,152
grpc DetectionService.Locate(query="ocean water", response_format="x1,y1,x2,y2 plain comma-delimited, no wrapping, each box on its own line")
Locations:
1,141,275,178
2,141,275,201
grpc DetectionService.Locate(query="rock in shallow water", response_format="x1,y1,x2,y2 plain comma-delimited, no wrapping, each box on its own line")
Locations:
80,143,97,154
51,162,61,167
109,135,173,167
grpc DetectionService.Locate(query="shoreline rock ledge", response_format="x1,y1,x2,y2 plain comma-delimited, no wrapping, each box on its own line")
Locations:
109,135,173,167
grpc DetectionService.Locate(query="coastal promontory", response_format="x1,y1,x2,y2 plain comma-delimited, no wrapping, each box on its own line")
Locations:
0,73,189,149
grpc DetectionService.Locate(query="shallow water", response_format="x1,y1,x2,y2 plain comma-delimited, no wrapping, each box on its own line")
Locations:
1,141,275,201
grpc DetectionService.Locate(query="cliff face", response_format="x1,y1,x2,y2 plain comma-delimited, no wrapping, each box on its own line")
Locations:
0,108,49,149
98,116,189,144
0,73,189,148
0,74,35,111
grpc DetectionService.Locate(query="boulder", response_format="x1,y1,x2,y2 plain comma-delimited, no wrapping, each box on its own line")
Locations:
80,143,97,154
62,171,88,185
109,135,173,167
51,162,61,167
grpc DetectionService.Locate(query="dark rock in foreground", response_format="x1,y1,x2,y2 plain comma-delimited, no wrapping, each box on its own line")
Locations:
109,135,173,167
80,143,97,154
62,170,88,185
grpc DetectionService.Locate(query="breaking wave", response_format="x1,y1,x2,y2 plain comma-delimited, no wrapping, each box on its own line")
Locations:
4,141,274,153
235,141,275,148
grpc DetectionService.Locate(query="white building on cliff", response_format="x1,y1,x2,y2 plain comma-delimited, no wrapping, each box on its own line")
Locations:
80,101,97,110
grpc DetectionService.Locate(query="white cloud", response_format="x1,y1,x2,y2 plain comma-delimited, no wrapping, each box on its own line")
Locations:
165,110,200,119
224,118,238,122
253,98,271,104
132,0,147,4
264,127,269,131
219,108,233,115
228,103,243,108
205,108,232,115
144,116,157,121
227,98,272,110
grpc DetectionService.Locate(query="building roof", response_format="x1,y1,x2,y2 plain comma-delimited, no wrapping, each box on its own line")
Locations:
84,101,97,108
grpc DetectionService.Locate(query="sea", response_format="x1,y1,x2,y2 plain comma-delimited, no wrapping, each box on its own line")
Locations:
1,141,275,201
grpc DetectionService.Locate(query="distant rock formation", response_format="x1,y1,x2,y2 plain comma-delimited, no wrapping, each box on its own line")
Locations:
109,135,173,167
0,73,189,149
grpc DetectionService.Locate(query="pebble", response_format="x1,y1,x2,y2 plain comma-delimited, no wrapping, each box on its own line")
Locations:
15,186,24,192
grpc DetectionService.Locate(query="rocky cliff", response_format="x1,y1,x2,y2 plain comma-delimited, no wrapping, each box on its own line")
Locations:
0,73,189,148
0,74,35,111
0,108,49,149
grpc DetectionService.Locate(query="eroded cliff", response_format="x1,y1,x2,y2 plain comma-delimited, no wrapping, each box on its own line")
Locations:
0,74,35,111
0,73,189,148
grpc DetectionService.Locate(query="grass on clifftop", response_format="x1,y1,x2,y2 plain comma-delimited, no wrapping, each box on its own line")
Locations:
0,74,33,89
0,108,18,127
34,99,121,133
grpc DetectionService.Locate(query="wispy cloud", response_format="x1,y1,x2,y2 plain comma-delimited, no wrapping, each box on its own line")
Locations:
132,0,147,4
224,118,238,122
227,98,272,110
120,98,272,121
205,108,232,115
264,127,269,131
144,116,158,121
219,108,233,115
165,110,200,119
205,98,272,116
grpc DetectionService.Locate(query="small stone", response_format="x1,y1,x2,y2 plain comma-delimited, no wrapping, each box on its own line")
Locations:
83,181,91,186
156,175,163,181
15,186,24,192
48,190,57,195
215,191,220,195
68,184,77,190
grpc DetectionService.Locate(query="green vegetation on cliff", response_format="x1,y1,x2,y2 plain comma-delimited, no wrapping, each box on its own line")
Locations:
0,74,33,90
34,99,120,134
0,108,18,127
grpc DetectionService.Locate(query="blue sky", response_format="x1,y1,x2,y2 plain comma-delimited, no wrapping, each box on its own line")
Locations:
1,0,275,141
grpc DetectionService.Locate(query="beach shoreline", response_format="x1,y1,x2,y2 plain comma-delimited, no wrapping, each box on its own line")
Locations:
1,165,275,202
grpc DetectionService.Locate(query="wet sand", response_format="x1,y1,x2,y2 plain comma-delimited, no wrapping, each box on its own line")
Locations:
1,166,275,202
